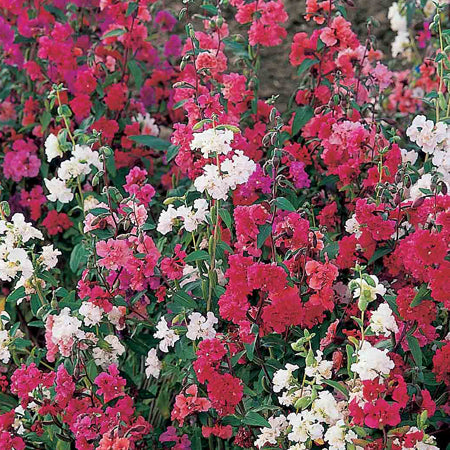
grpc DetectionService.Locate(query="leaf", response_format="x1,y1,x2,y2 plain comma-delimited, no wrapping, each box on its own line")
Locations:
407,335,423,368
40,111,52,131
127,60,143,90
200,4,218,14
296,58,319,76
243,411,271,428
102,28,126,39
171,290,197,309
410,284,431,308
274,197,296,211
129,135,171,151
70,243,88,274
89,207,110,216
125,1,138,16
184,250,210,263
257,223,272,249
219,208,232,230
6,286,25,303
167,144,180,162
368,246,392,265
322,380,349,398
244,337,256,362
30,294,41,316
292,105,313,136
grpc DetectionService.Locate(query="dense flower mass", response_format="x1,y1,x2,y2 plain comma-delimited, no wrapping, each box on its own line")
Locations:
0,0,449,448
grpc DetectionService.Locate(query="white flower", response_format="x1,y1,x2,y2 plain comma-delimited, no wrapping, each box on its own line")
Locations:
409,173,433,201
351,341,394,380
72,145,103,172
406,116,447,154
305,350,333,383
324,420,358,450
79,301,103,327
51,308,85,348
194,164,230,200
157,205,179,235
190,128,234,159
194,151,256,200
345,215,361,238
350,275,386,303
183,199,209,232
186,312,218,341
44,133,62,162
220,151,256,190
40,245,61,269
254,415,288,448
83,196,100,212
0,247,34,282
272,363,299,393
180,265,200,287
133,113,159,136
370,303,399,336
0,330,11,364
44,178,74,203
154,317,179,352
287,410,324,443
107,306,125,330
311,390,342,425
93,335,125,368
400,147,418,165
388,3,407,32
145,348,162,379
11,214,43,242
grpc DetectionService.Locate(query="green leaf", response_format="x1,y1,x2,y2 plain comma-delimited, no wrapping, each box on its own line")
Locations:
30,295,41,316
257,223,272,249
292,105,313,136
6,286,26,303
274,197,296,211
243,411,271,428
296,58,319,76
200,4,219,14
184,250,210,263
410,284,431,308
127,60,143,90
407,335,423,368
244,337,256,362
368,246,392,265
70,243,88,274
167,144,180,162
171,290,197,309
125,1,138,16
322,380,349,398
129,135,171,151
40,111,52,131
102,28,126,39
219,208,232,230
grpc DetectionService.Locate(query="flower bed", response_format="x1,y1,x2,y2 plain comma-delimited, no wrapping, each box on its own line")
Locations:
0,0,449,448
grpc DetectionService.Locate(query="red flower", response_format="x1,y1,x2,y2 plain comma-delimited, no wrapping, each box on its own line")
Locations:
364,398,401,429
42,210,73,235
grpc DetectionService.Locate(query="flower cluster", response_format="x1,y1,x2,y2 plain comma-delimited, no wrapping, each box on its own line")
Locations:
0,0,449,449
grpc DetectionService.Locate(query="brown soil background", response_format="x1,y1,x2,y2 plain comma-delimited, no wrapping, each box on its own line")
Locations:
256,0,395,107
168,0,395,110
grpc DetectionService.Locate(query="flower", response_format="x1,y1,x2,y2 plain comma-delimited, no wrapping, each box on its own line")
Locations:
40,245,61,269
351,341,394,380
145,348,162,379
370,303,399,336
154,317,180,352
186,312,218,341
272,364,299,393
44,178,74,203
44,133,62,162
